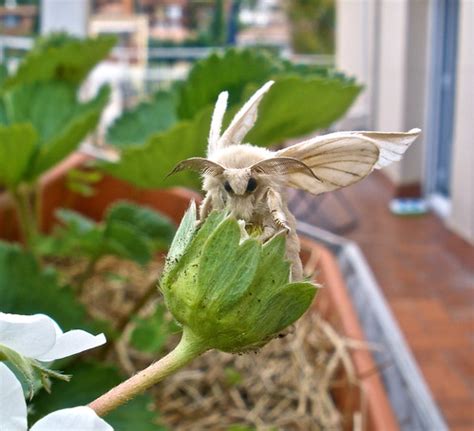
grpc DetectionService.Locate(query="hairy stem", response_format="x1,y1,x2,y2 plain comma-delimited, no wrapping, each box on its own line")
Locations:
89,328,208,417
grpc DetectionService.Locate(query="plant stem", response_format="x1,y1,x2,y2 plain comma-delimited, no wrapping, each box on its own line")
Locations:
88,328,208,417
76,255,100,295
11,187,38,251
116,278,159,334
33,181,43,233
99,278,159,360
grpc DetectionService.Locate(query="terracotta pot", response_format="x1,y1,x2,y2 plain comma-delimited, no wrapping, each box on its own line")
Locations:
0,153,399,430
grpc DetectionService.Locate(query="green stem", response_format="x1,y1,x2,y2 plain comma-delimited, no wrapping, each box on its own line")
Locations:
88,328,208,417
34,181,43,233
11,187,38,250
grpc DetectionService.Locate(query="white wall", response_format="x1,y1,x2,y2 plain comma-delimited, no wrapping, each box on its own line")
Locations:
335,0,430,186
448,0,474,243
41,0,89,36
335,0,375,129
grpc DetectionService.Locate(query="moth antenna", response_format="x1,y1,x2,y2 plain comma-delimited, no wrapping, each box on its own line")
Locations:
218,80,274,149
166,157,225,178
208,91,228,155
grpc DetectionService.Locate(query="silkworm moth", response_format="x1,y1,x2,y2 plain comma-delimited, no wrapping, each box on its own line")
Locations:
170,81,420,280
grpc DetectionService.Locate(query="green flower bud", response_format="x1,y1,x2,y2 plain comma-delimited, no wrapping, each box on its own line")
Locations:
160,202,317,353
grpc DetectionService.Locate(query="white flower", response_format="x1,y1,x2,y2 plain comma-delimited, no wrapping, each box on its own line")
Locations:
0,363,113,431
0,312,106,362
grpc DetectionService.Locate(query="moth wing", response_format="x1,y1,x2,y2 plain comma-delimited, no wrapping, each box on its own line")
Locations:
207,91,228,155
348,128,421,168
217,80,274,151
275,133,379,194
276,129,420,194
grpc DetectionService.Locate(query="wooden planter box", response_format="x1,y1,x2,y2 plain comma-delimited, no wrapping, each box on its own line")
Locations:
0,154,399,430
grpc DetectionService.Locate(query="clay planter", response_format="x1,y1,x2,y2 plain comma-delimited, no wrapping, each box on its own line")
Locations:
0,154,399,430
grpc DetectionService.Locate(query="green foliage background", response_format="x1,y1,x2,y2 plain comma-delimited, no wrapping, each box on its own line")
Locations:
103,49,361,190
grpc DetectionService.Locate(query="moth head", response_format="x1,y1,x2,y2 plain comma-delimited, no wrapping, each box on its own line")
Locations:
169,156,316,196
221,168,258,196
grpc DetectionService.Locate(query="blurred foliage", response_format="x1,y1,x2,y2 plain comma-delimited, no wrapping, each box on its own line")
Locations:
0,83,109,184
65,168,103,197
0,33,114,188
131,304,180,354
0,241,98,332
287,0,335,54
177,49,277,119
107,91,177,148
1,33,116,90
246,75,359,145
0,123,36,188
102,48,360,189
103,106,214,189
30,361,165,431
39,202,176,265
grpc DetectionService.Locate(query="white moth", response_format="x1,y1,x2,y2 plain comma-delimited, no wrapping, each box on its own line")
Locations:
170,81,421,280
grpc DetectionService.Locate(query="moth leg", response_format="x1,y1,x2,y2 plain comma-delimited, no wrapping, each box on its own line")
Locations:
198,193,213,225
266,189,290,233
260,223,278,242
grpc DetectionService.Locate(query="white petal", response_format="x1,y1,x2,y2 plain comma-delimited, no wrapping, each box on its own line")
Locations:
0,363,28,431
30,406,113,431
0,313,57,359
36,331,106,362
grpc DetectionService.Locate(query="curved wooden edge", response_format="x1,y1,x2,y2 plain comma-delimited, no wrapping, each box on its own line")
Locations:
300,236,400,431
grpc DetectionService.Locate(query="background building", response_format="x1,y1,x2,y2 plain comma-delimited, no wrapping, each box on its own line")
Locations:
336,0,473,244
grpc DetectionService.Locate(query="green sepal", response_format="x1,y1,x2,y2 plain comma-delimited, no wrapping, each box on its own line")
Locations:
161,211,318,353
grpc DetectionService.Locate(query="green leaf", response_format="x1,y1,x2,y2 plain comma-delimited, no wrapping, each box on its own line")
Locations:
103,220,152,265
46,203,172,264
30,85,110,178
0,82,110,182
39,209,103,258
29,361,165,431
177,49,277,119
107,91,178,148
105,201,176,251
102,106,213,189
0,241,95,332
2,33,116,90
246,75,361,145
56,208,97,234
0,123,37,188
